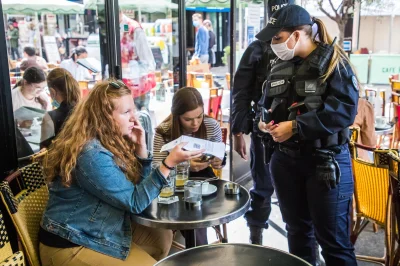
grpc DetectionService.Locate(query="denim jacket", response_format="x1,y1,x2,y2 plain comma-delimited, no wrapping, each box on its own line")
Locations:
41,139,167,260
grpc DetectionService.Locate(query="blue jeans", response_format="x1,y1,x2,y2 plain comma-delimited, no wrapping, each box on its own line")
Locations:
270,144,357,266
244,134,274,229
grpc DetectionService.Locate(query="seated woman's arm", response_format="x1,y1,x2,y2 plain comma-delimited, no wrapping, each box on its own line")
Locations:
153,131,169,163
360,99,377,147
76,148,167,214
206,117,226,168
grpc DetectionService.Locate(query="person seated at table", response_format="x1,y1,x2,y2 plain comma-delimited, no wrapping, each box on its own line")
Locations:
153,86,226,246
352,97,377,161
40,68,81,149
59,46,92,81
12,66,51,128
12,66,50,111
39,79,204,266
20,45,48,71
353,97,376,148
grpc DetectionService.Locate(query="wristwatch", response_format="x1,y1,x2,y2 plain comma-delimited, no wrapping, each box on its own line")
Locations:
292,120,298,135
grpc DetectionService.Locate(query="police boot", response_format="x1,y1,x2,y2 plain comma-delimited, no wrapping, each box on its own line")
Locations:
249,226,263,245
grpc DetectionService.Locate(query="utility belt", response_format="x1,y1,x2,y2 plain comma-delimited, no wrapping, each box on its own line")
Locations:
275,142,346,190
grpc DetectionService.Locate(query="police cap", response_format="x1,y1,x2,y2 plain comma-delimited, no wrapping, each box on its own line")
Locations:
267,0,295,18
256,5,313,42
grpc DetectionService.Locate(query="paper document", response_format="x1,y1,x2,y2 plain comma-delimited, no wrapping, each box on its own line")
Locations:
160,136,225,159
14,107,46,121
77,58,100,73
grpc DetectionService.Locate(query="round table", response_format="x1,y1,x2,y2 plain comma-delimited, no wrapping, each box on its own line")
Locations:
155,243,311,266
132,179,250,248
375,125,394,136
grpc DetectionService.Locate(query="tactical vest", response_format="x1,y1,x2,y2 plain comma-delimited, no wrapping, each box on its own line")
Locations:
254,42,276,105
264,43,349,149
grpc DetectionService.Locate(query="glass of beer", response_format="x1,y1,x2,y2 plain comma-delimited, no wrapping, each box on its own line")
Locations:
153,162,175,200
175,161,190,190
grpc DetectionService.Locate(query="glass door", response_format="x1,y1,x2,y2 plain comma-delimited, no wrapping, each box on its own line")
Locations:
117,0,181,151
1,0,110,165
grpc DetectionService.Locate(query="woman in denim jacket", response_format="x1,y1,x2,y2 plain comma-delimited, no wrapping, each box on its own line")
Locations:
39,80,204,266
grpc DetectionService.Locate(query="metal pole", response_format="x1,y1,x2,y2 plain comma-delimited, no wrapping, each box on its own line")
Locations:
177,0,186,88
0,0,19,251
229,0,235,182
264,0,268,26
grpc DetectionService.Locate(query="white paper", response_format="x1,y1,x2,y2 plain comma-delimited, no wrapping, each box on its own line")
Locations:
14,106,46,121
160,136,225,159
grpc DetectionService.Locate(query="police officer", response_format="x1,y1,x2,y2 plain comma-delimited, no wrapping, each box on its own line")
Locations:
231,0,294,245
257,5,358,266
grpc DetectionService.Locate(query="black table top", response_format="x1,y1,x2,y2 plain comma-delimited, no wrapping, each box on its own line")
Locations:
155,243,312,266
131,180,250,230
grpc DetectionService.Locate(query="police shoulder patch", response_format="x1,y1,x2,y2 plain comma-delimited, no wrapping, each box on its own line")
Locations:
352,76,359,91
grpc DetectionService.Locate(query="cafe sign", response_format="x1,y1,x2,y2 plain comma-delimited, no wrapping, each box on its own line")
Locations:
370,54,400,84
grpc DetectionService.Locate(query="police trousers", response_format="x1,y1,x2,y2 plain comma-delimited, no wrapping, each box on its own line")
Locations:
244,133,275,229
270,144,357,266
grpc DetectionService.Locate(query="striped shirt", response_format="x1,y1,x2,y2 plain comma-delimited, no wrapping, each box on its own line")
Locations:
153,116,222,163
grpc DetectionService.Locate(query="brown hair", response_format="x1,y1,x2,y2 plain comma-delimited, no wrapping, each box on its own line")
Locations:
14,66,48,110
47,68,81,106
282,18,357,82
156,87,207,141
43,79,141,186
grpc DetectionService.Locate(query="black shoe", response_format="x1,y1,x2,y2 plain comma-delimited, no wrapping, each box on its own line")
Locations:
249,226,263,245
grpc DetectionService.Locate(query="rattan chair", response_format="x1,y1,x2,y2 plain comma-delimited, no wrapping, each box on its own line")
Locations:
0,160,48,266
0,210,25,266
349,126,360,143
388,153,400,266
350,142,396,264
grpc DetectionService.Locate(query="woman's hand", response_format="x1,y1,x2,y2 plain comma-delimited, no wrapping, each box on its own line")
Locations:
210,157,223,169
130,119,147,158
258,117,278,134
19,120,33,129
269,121,293,143
164,143,204,168
190,158,210,172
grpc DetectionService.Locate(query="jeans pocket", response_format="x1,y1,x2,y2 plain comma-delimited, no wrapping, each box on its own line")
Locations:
336,191,353,242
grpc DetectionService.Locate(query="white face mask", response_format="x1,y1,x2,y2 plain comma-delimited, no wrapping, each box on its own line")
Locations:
271,32,299,61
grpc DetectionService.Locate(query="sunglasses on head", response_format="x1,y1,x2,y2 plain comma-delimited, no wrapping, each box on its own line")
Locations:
107,79,126,90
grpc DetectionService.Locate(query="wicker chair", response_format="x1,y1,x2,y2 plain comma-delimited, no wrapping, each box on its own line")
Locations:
0,210,25,266
0,161,48,266
350,142,395,264
388,153,400,266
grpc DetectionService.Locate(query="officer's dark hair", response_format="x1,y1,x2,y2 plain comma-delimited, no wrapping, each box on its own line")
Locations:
156,87,207,141
23,45,36,57
70,46,87,62
282,18,357,83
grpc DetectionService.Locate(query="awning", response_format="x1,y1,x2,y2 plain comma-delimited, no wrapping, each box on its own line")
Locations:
2,0,84,14
84,0,178,13
185,0,263,8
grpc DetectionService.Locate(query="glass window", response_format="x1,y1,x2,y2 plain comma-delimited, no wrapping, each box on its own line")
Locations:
2,0,107,163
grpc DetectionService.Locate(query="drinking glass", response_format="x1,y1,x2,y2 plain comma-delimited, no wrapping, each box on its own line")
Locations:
175,161,190,190
153,162,175,200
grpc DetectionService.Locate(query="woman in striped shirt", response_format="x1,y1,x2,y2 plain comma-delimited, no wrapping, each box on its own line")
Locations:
153,87,226,245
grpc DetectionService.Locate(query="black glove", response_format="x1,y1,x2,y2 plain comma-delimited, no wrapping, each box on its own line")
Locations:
315,149,341,190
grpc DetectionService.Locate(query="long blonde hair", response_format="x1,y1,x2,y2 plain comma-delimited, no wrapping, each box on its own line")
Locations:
284,18,357,83
47,68,81,106
43,80,141,186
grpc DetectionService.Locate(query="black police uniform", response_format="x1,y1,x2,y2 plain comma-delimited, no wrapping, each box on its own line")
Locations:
231,0,295,236
256,5,358,266
231,40,275,231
